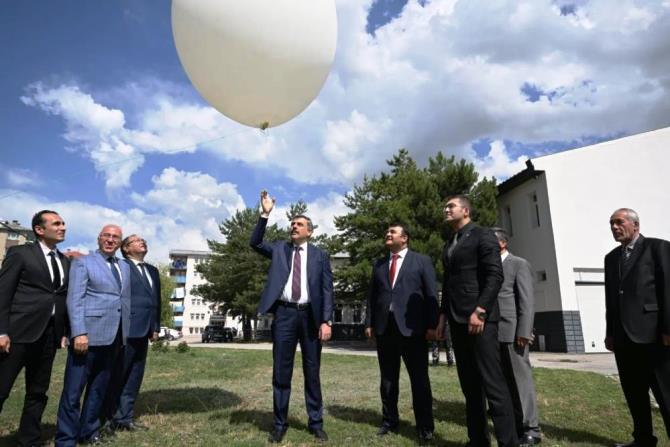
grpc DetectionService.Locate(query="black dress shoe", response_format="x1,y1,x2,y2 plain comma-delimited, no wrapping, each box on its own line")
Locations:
418,429,434,442
377,425,398,436
310,428,328,441
268,428,287,443
520,434,542,445
114,421,149,432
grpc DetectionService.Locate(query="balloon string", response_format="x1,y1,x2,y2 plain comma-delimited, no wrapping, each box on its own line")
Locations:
0,126,259,203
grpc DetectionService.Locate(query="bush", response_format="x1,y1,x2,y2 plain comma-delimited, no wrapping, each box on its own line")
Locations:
175,341,190,353
151,339,169,353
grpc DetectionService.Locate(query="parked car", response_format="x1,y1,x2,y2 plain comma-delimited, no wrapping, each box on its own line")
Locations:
158,326,183,341
202,325,235,343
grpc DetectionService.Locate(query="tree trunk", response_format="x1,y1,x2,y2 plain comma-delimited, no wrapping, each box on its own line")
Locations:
242,315,253,341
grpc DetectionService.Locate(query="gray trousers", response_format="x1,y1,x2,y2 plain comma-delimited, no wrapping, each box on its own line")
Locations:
500,342,541,438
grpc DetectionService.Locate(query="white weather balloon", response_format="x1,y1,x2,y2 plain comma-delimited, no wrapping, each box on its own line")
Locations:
172,0,337,129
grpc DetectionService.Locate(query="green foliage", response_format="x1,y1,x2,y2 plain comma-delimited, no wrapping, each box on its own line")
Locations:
334,149,498,303
150,339,169,353
175,341,190,353
193,206,289,339
158,264,175,328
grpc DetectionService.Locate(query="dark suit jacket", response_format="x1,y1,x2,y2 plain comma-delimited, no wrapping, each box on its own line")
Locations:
0,242,70,344
250,217,333,327
365,249,439,337
125,260,161,338
605,234,670,344
441,222,503,324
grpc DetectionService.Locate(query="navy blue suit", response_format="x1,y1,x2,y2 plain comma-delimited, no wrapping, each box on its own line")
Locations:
103,259,161,426
250,217,333,432
365,249,439,432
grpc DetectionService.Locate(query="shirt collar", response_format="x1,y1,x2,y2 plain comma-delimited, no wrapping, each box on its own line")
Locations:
391,247,408,259
293,241,308,250
38,240,55,255
501,251,509,262
624,234,640,250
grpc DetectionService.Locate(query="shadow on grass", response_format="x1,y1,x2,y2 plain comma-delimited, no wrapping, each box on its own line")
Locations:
542,423,616,446
227,409,309,433
0,422,56,447
327,404,458,446
433,398,467,427
135,387,241,416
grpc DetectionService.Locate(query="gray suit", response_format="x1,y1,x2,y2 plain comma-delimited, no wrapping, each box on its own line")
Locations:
497,252,540,439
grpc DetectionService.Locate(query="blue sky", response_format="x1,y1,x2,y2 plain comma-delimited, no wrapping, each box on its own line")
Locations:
2,0,669,261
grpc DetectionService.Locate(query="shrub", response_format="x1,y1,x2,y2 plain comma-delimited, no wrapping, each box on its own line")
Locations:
151,339,169,353
176,341,190,353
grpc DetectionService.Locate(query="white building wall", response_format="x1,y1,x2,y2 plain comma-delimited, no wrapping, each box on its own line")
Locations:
535,127,670,280
498,174,561,313
499,126,670,352
181,254,212,336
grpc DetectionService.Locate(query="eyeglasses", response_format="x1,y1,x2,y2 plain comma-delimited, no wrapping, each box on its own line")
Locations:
444,203,462,210
99,233,121,240
128,238,146,245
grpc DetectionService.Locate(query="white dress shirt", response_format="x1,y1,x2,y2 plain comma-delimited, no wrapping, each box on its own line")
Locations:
40,241,64,316
130,258,153,288
282,241,309,304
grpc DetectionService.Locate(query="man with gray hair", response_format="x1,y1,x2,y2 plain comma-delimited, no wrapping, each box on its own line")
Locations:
492,227,541,446
605,208,670,447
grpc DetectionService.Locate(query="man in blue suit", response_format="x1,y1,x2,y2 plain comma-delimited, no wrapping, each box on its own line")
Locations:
365,223,439,442
250,190,333,443
55,224,131,446
102,234,160,433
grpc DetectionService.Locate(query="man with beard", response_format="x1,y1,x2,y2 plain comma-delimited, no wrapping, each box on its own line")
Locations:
0,210,70,447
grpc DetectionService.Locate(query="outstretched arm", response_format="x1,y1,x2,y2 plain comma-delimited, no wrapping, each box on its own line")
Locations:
250,190,277,258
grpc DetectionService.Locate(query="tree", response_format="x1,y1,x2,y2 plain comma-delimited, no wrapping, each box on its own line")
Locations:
334,149,498,304
193,207,288,340
158,264,175,328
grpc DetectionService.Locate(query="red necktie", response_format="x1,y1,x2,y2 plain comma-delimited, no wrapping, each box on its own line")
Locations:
389,253,399,287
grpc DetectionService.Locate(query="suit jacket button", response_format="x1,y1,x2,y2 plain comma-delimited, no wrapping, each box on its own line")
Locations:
118,309,121,312
619,290,623,295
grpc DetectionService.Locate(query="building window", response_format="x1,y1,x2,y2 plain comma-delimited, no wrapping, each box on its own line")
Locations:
201,313,205,319
190,313,194,319
334,306,343,323
503,205,514,236
353,306,362,323
529,192,541,228
189,327,194,334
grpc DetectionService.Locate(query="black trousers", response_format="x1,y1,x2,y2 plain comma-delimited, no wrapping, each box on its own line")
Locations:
0,319,57,447
376,314,434,432
614,335,670,446
450,319,517,447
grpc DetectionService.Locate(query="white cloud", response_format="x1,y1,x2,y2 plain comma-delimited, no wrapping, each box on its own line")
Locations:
0,170,246,264
470,140,528,180
4,168,43,188
20,0,670,191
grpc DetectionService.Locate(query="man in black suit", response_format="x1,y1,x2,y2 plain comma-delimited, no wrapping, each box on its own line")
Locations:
250,190,333,443
0,210,70,446
365,223,439,442
605,208,670,447
437,195,517,447
103,234,160,433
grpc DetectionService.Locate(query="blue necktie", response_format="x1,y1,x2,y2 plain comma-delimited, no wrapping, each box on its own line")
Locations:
107,257,122,289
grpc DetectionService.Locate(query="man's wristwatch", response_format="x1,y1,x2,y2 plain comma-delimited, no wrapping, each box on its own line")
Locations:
476,310,487,321
324,320,333,327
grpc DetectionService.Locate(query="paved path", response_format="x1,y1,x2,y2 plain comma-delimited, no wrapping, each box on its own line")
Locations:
188,339,619,376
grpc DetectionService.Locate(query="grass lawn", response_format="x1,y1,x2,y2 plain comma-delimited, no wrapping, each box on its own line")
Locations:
0,346,665,446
